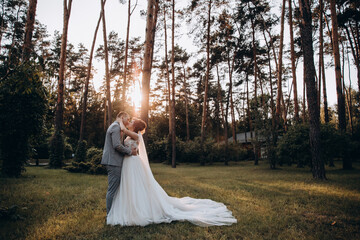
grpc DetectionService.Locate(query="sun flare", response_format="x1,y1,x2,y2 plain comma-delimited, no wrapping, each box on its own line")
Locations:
130,74,142,112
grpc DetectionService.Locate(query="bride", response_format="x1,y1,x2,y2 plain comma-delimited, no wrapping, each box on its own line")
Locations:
107,118,237,227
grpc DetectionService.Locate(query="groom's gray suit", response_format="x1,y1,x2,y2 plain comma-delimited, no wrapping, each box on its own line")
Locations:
101,121,132,214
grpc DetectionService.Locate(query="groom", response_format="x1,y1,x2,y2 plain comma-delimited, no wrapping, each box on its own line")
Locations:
101,111,137,215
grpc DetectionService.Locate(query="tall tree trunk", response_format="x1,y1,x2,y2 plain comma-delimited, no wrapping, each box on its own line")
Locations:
101,0,112,128
55,0,73,132
141,0,158,145
51,0,73,168
79,3,104,141
298,0,326,179
22,0,37,62
330,0,346,132
344,25,360,92
346,49,354,135
163,5,172,158
302,67,306,122
183,66,190,142
276,0,286,128
250,6,260,165
228,53,236,143
216,64,221,145
319,0,329,123
170,0,176,168
246,73,253,139
122,0,138,103
200,0,212,165
330,0,351,169
262,27,275,126
288,0,299,122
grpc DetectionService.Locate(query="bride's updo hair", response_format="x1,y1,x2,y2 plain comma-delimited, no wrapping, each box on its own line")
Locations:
132,119,147,134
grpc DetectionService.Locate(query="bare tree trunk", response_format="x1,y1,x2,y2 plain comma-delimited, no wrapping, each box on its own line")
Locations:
163,5,172,154
200,0,212,165
22,0,37,62
227,53,236,143
122,0,138,103
55,0,73,132
246,73,253,139
298,0,326,179
345,25,360,92
216,64,221,145
141,0,158,145
101,0,112,127
262,28,275,126
170,0,176,168
302,68,306,122
276,0,286,128
183,66,190,142
330,0,346,133
103,98,107,132
288,0,299,122
79,2,104,141
319,0,329,123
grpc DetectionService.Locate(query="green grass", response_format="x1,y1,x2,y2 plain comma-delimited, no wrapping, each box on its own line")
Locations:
1,161,359,240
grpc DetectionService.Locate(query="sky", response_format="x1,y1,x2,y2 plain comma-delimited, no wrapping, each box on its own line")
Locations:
35,0,358,108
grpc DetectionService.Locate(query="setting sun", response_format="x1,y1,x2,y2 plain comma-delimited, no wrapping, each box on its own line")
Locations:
129,74,142,112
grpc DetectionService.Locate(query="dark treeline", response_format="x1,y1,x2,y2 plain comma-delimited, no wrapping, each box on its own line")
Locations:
0,0,359,178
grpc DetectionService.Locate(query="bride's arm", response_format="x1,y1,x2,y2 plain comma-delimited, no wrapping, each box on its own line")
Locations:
119,121,139,140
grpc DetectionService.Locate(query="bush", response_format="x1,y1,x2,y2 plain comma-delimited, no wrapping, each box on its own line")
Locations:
148,138,168,163
64,141,73,160
148,137,250,164
49,130,65,168
74,140,87,162
64,147,106,175
277,123,353,167
86,147,103,162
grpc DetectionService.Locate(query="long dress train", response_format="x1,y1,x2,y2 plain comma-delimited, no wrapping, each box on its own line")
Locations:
107,134,237,227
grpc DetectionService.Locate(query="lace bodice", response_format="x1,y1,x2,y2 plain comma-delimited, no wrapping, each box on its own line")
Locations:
124,136,139,150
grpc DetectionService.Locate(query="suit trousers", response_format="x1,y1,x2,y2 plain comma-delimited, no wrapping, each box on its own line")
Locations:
106,165,122,214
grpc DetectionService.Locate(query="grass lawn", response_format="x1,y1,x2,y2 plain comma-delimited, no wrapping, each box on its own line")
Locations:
1,161,359,240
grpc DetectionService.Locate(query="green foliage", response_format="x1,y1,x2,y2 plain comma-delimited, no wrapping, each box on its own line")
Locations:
64,140,73,159
0,63,47,177
277,124,311,167
64,147,106,175
74,140,87,163
49,130,65,168
86,147,103,162
277,123,354,167
148,137,251,164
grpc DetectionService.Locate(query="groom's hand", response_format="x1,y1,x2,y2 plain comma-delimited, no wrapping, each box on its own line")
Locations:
119,120,126,131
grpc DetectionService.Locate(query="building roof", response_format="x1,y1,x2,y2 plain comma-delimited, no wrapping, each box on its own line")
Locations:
228,131,266,143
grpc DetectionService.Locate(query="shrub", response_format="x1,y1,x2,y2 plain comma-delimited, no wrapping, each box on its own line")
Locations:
64,147,106,175
277,123,353,167
49,130,65,168
147,137,250,164
148,138,168,163
64,141,73,160
74,140,87,162
86,147,103,162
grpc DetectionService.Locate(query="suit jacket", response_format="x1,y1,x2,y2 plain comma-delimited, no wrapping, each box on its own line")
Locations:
101,121,131,167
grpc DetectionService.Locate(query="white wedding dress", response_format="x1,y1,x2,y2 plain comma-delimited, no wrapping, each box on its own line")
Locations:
107,133,237,227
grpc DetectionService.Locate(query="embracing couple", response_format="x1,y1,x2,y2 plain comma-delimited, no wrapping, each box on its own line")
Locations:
101,111,237,227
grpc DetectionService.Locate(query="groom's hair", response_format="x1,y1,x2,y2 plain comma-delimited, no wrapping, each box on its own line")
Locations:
117,111,129,119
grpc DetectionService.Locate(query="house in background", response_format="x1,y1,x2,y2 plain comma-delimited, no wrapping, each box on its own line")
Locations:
227,131,267,158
